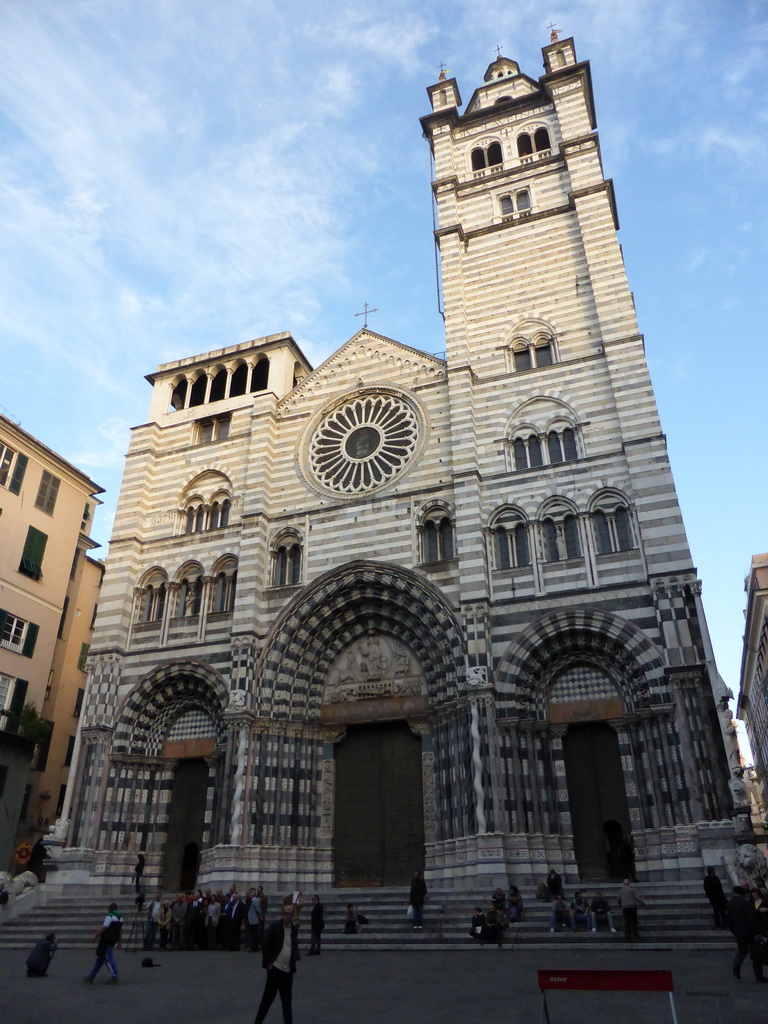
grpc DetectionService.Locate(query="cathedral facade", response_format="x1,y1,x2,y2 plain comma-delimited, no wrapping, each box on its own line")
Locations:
62,36,735,892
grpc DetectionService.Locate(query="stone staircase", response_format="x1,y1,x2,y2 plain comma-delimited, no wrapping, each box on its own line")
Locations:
0,880,732,951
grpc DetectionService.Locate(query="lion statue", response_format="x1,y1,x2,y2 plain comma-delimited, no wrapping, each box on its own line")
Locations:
730,843,768,888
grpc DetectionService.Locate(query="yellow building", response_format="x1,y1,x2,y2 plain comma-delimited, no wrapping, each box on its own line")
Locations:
0,414,102,872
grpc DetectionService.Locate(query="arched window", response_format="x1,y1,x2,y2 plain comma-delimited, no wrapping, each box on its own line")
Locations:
140,575,167,623
230,362,248,397
534,127,551,151
273,537,302,586
541,507,581,561
170,379,187,412
516,190,531,211
212,563,237,613
513,434,543,470
185,504,207,533
189,374,207,407
209,499,231,530
547,427,578,464
563,514,581,558
251,358,269,393
209,369,227,403
510,421,580,472
492,509,531,569
500,195,515,218
177,574,202,618
487,142,503,167
513,346,532,372
592,499,635,554
471,148,486,170
510,333,555,371
421,509,455,563
517,133,533,157
542,519,559,562
534,339,553,366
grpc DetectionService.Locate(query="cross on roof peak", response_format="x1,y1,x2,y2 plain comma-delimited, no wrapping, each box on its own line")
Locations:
354,303,379,329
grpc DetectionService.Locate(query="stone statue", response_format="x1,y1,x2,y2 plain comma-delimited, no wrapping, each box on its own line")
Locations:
734,843,768,886
392,643,410,678
227,689,247,710
44,818,70,844
467,666,488,687
729,770,749,810
359,630,386,679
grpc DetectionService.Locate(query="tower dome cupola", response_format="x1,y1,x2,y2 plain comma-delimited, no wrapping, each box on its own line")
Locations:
483,56,520,82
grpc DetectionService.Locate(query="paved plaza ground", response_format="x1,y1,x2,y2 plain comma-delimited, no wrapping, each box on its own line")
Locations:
4,943,763,1024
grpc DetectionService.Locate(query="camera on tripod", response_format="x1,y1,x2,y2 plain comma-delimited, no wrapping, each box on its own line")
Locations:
135,892,145,909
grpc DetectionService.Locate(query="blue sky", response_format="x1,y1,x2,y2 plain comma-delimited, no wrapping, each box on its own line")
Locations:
1,0,766,705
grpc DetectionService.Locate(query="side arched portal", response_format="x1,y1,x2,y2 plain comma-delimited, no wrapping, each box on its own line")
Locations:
494,609,692,879
102,661,229,886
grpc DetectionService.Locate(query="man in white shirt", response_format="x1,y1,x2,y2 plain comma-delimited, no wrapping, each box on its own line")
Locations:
254,904,299,1024
143,891,163,950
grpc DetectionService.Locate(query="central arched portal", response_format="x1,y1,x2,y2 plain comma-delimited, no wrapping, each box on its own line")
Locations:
334,721,424,886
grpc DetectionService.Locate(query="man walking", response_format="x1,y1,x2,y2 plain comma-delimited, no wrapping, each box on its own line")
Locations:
409,870,427,931
254,903,299,1024
308,894,324,956
84,903,123,983
727,885,762,980
703,867,728,929
617,879,644,941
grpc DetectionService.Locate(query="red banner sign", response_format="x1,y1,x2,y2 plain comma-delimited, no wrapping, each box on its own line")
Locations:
538,969,674,993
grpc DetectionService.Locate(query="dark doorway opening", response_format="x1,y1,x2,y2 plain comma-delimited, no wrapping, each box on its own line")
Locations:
162,758,208,891
180,842,200,892
334,720,424,887
562,722,631,880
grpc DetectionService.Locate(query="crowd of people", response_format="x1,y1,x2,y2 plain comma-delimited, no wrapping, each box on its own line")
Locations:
20,863,768,993
138,885,305,953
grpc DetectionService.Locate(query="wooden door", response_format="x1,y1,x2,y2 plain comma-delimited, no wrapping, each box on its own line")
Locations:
334,721,424,886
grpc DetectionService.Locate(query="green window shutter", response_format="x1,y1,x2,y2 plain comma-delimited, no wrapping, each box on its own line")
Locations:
57,596,69,638
9,453,28,494
22,622,38,658
9,678,28,717
35,471,60,515
19,527,48,580
0,609,8,638
77,642,89,671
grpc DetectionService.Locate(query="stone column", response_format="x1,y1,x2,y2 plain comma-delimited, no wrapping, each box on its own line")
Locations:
550,724,569,834
223,691,254,847
197,575,214,641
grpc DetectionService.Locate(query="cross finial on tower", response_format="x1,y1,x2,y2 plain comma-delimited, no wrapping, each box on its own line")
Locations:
548,22,559,43
495,43,503,58
354,302,379,329
437,61,447,81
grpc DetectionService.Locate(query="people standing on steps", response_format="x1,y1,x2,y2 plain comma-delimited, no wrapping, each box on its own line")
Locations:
132,852,145,894
409,870,427,930
703,866,729,930
308,895,324,956
617,879,645,941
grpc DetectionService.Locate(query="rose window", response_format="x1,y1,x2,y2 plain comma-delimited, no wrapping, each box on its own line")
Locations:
309,394,419,493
